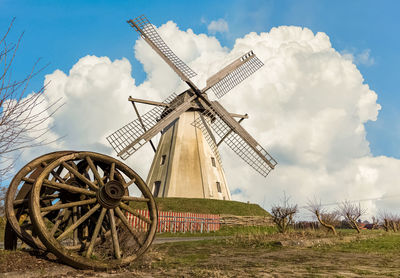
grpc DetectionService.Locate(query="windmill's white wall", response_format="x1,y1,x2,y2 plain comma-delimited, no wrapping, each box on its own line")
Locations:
146,111,230,200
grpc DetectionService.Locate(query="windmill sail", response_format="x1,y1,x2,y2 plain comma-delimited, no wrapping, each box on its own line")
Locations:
108,93,197,160
203,51,264,99
193,114,222,166
128,15,197,84
107,93,177,160
194,101,277,177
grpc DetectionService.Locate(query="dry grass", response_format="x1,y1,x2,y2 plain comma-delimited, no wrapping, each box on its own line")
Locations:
1,229,399,277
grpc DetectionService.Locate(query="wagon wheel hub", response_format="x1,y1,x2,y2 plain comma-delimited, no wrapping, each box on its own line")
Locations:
97,180,125,209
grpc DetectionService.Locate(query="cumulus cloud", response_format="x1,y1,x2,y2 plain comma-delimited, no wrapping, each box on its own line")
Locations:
207,18,229,35
15,20,399,220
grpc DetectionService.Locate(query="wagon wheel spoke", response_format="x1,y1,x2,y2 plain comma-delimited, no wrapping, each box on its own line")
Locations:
121,196,149,203
50,163,65,182
51,169,66,183
119,203,151,224
40,199,97,212
42,179,96,196
85,207,107,258
93,176,108,187
61,162,99,191
86,156,104,187
50,209,70,236
72,206,79,245
123,178,136,188
109,162,115,181
42,161,66,183
13,193,60,206
54,209,73,236
57,204,101,241
108,209,121,259
114,207,143,247
40,200,61,217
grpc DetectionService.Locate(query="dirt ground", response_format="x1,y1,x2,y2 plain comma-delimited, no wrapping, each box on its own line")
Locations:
1,233,399,277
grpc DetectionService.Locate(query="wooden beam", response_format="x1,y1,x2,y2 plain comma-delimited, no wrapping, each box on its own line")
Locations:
217,117,246,147
229,113,249,119
128,97,170,107
203,51,256,92
129,97,157,153
118,95,197,158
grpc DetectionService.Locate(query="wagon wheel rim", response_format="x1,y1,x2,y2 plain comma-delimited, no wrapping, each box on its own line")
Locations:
5,151,74,250
29,151,158,270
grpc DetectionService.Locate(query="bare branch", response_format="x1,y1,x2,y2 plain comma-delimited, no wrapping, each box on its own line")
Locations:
0,19,62,183
379,210,400,232
306,198,339,235
338,200,366,233
271,192,298,233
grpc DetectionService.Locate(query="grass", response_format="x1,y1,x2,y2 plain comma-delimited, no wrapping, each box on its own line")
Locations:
316,231,400,254
130,197,270,216
157,225,278,237
1,228,400,277
132,229,400,277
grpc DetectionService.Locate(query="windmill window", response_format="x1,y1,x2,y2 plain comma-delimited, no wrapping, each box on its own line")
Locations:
211,157,216,167
216,182,221,193
161,155,167,165
154,181,161,197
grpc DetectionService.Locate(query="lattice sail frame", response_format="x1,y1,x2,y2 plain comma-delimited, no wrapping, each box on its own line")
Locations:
193,108,277,177
106,93,177,160
129,15,197,81
193,114,223,166
208,53,264,99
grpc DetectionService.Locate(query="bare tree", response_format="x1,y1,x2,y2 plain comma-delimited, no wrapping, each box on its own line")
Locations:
271,193,298,233
338,200,366,233
371,216,379,230
380,211,400,232
390,216,399,232
0,18,61,185
380,211,391,232
307,198,339,235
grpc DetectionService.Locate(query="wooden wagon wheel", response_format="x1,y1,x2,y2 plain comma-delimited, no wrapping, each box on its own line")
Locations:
29,151,158,270
5,151,74,250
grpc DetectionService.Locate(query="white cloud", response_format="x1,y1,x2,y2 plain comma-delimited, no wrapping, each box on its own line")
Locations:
207,18,229,35
14,21,399,220
341,48,375,67
357,49,375,66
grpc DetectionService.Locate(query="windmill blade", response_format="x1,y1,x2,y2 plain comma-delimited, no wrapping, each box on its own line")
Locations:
195,101,277,177
107,93,176,159
107,93,197,160
203,51,264,99
127,15,197,86
192,114,222,166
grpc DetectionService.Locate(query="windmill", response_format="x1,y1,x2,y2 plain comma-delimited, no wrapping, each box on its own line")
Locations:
107,15,277,200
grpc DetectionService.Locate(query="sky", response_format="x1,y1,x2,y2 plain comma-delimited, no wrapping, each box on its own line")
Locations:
1,0,400,219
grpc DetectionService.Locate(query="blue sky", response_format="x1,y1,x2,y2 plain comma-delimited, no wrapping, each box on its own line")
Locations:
1,0,399,159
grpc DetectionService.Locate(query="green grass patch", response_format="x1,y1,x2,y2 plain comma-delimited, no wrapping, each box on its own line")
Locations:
157,225,277,238
130,197,270,216
316,232,400,254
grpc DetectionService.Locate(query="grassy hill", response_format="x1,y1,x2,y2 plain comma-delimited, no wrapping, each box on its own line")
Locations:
131,197,270,216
